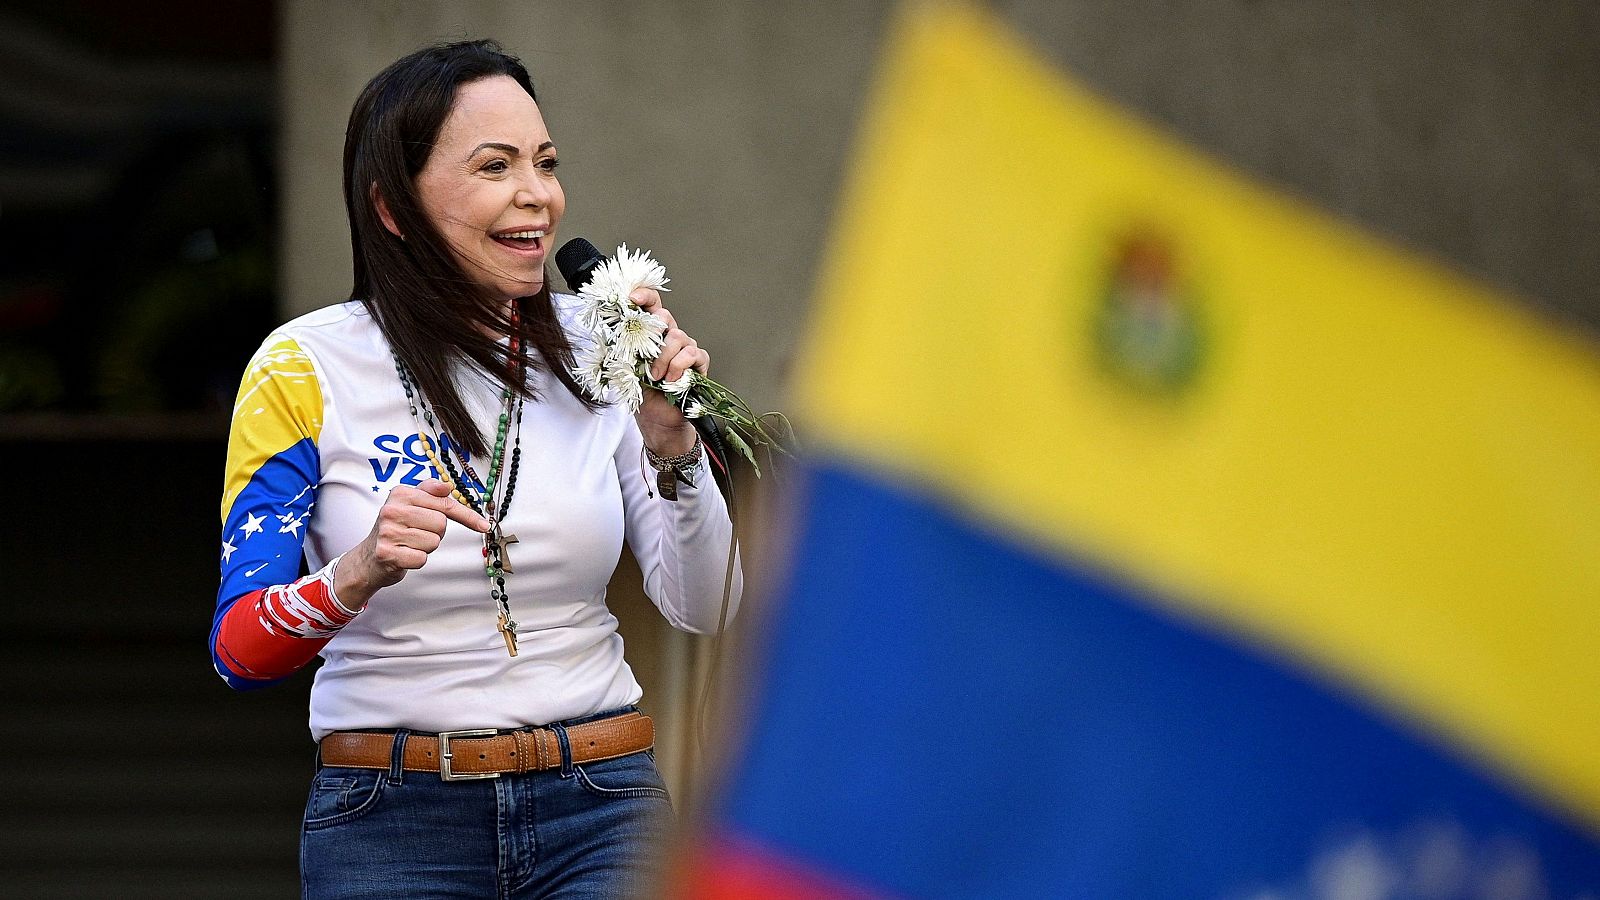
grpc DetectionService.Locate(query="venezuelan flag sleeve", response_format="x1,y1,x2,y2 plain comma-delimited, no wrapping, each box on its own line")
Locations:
682,3,1600,897
211,334,351,689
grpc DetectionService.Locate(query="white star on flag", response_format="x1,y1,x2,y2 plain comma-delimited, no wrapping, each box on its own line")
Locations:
240,511,266,538
221,539,237,563
278,512,306,537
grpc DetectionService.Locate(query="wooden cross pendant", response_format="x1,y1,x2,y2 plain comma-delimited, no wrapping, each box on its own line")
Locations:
497,611,519,657
494,531,519,573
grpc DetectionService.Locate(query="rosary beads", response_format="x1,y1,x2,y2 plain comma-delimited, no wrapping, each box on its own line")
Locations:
391,332,527,657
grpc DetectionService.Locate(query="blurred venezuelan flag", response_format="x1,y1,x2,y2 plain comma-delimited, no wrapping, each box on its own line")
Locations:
680,3,1600,896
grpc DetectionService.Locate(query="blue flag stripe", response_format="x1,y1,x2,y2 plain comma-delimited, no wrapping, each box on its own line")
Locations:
716,461,1600,897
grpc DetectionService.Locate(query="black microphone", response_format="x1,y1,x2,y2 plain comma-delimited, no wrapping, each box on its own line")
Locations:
554,237,734,477
554,237,605,293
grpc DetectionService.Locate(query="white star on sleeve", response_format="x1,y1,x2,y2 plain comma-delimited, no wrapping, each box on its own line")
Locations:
221,539,237,563
240,511,266,538
277,512,306,537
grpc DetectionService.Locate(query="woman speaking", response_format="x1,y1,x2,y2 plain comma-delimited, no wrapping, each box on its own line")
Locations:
208,40,740,897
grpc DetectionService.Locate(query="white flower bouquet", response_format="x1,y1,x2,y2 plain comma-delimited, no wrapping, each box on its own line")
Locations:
568,245,789,473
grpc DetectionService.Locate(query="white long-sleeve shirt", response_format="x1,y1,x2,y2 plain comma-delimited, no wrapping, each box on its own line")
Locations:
210,297,741,740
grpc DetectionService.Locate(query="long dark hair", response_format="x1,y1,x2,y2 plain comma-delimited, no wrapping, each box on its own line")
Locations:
343,39,598,459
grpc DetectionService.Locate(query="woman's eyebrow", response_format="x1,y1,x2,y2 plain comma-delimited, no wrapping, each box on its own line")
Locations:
469,141,519,157
468,140,556,157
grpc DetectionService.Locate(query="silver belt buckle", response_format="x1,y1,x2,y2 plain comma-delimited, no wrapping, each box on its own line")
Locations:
437,729,500,781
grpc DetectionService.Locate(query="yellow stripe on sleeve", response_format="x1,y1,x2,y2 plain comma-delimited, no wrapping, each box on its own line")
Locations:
221,335,324,520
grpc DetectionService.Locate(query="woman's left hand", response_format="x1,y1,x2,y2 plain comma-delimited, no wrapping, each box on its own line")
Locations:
631,287,708,456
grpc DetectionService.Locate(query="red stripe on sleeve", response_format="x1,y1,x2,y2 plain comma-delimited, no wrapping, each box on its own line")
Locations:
215,563,356,682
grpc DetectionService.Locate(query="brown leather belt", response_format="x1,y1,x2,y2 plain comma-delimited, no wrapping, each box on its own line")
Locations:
318,711,654,782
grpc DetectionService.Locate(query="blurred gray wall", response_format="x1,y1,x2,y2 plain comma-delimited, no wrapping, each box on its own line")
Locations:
996,0,1600,332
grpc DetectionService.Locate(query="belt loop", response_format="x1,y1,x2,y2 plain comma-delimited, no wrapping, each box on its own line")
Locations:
550,723,574,778
387,729,410,786
512,730,532,775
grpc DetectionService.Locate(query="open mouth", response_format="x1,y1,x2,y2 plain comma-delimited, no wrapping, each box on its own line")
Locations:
492,229,545,252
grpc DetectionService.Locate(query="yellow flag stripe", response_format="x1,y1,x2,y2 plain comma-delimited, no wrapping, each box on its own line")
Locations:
797,2,1600,827
221,336,324,518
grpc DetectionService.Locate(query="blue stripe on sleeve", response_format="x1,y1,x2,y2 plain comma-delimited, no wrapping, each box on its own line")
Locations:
210,437,320,688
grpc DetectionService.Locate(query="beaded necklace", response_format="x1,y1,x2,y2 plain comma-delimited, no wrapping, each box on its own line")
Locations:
391,319,527,657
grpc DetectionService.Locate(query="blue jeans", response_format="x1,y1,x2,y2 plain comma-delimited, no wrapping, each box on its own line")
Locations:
300,712,673,899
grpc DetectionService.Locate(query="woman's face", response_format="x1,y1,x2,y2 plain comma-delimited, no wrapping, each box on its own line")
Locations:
414,75,565,304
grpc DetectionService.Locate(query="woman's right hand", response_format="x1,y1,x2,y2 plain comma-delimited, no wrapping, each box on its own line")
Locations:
333,479,491,611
